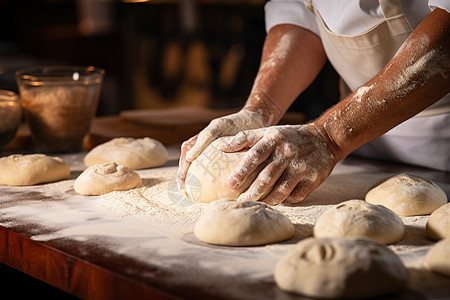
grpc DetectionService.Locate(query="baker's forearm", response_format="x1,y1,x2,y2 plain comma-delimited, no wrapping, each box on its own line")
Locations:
314,8,450,162
244,24,327,126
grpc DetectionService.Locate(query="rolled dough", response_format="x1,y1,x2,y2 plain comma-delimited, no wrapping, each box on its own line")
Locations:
423,238,450,277
74,162,141,195
0,154,70,186
84,137,168,170
185,138,270,203
194,198,294,246
314,199,405,244
274,237,408,299
426,202,450,241
365,173,447,216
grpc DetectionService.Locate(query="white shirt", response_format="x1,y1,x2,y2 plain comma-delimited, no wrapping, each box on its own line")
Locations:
265,0,450,36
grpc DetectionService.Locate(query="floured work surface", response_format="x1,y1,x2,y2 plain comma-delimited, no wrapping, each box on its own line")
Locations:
0,148,449,299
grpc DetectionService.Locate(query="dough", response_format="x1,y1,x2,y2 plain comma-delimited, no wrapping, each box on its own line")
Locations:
185,138,270,203
74,162,141,195
426,202,450,241
365,173,447,216
314,199,405,244
84,137,168,170
274,237,408,299
423,238,450,277
194,198,294,246
0,154,70,186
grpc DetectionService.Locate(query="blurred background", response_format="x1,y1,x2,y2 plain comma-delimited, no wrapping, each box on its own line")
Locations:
0,0,339,122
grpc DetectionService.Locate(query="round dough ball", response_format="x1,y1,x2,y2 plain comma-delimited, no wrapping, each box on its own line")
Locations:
194,198,294,246
0,154,70,186
185,138,271,203
426,202,450,241
274,237,408,299
423,238,450,277
74,162,141,195
84,137,168,170
365,173,447,216
314,199,405,244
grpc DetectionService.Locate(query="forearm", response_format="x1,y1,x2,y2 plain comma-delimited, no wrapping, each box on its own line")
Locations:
313,8,450,162
244,24,327,126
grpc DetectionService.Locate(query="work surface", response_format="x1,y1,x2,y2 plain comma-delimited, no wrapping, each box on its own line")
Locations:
0,147,449,300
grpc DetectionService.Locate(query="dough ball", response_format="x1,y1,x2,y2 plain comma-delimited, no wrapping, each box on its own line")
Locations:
274,237,408,299
194,198,294,246
185,138,271,203
74,162,141,195
423,238,450,277
426,202,450,241
365,173,447,216
0,154,70,186
84,137,168,170
314,199,405,244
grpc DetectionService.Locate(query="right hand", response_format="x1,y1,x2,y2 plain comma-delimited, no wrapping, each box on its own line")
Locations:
176,109,265,191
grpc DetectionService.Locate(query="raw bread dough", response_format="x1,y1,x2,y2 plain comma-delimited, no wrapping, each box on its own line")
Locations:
365,173,447,216
274,237,408,299
194,198,294,246
314,199,405,244
84,137,168,170
0,154,70,186
185,138,270,203
74,162,141,195
426,202,450,241
423,238,450,277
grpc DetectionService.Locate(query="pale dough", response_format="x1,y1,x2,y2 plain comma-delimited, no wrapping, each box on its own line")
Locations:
194,198,294,246
365,173,447,216
426,202,450,241
0,154,70,186
74,162,141,195
314,199,405,244
84,137,168,170
423,238,450,277
185,138,270,203
274,237,408,299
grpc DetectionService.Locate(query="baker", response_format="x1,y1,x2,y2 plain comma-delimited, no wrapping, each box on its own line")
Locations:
177,0,450,206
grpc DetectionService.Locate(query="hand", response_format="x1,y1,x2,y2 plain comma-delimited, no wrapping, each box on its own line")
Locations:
218,124,337,205
177,109,265,191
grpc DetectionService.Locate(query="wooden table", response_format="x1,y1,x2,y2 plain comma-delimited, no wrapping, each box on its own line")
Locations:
0,147,449,299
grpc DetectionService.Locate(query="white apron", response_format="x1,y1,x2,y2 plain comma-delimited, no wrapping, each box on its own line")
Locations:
307,0,450,171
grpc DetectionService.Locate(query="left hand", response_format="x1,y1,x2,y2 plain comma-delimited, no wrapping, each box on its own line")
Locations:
218,123,337,205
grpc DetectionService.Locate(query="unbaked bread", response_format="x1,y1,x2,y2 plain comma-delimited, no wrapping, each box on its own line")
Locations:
423,238,450,277
0,154,70,186
84,137,168,170
74,162,141,195
194,198,294,246
426,202,450,241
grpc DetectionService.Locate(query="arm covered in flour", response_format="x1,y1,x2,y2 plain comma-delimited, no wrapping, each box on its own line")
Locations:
220,8,450,205
177,24,327,190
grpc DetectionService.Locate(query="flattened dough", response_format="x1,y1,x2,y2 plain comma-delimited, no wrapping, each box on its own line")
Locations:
274,237,408,299
74,162,141,195
423,238,450,277
365,173,447,216
84,137,168,170
185,138,270,203
314,199,405,244
0,154,70,186
194,198,294,246
426,202,450,241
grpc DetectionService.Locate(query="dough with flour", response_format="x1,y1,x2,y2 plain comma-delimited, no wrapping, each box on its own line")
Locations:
74,162,141,195
274,237,408,299
426,202,450,241
365,173,447,216
0,154,70,186
423,238,450,277
84,137,168,170
185,138,270,203
194,198,294,246
314,199,405,244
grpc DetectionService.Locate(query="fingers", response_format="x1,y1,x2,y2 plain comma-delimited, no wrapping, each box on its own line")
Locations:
177,135,198,191
219,128,265,153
